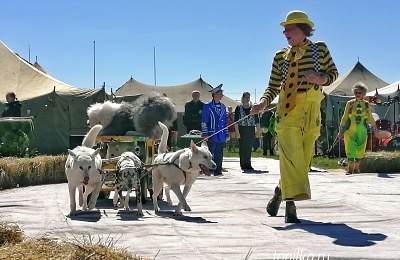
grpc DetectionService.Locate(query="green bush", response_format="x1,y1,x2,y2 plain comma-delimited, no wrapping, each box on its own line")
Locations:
0,129,32,157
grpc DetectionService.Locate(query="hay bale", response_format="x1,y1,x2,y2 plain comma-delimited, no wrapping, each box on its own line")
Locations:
0,155,67,190
0,222,24,246
361,151,400,173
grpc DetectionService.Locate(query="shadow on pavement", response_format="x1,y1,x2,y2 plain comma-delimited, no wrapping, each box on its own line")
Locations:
377,173,395,178
67,210,101,222
116,210,146,221
273,220,387,247
155,211,218,224
242,169,269,174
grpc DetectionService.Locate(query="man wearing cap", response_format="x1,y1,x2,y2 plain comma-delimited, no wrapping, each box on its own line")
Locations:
252,10,338,223
202,84,229,176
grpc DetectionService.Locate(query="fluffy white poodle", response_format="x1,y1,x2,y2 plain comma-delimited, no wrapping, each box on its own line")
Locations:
86,92,177,140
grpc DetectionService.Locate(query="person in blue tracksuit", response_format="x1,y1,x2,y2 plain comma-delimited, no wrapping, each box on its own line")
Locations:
201,84,229,176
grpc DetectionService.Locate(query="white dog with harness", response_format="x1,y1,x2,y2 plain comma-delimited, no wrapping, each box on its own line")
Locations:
152,122,216,216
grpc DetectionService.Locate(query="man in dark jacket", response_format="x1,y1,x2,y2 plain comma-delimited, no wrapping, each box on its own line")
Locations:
183,90,204,133
2,92,21,117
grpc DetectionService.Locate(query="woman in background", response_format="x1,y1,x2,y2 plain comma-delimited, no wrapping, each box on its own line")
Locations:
235,92,261,172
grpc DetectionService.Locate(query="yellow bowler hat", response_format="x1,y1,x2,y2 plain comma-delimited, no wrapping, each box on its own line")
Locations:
280,10,314,27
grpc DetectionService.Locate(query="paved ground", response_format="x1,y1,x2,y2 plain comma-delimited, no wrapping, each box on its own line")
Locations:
0,157,399,260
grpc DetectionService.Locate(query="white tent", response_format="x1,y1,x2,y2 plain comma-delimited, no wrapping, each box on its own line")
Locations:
367,80,400,96
0,40,85,102
0,40,106,155
115,77,240,113
323,61,389,128
366,80,400,124
323,61,388,96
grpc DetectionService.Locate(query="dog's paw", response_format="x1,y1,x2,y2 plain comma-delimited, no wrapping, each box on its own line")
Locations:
173,212,183,216
184,206,192,212
167,200,173,206
136,211,144,216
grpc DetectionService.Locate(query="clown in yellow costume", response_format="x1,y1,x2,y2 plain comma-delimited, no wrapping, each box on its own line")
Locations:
252,10,338,223
339,82,377,175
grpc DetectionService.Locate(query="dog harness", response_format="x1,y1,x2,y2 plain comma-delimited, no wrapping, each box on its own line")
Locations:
154,153,192,180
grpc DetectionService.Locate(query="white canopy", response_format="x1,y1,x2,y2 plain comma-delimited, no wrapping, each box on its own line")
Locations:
115,77,240,112
0,40,87,102
323,61,388,96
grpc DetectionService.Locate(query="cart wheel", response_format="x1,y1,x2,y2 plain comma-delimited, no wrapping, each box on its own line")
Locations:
98,191,110,199
148,188,162,201
140,179,147,204
149,189,154,201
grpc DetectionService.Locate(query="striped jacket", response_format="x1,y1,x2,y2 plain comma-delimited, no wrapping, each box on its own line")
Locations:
261,39,338,105
201,101,228,142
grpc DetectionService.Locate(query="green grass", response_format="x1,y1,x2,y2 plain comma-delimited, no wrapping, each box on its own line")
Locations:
223,149,347,170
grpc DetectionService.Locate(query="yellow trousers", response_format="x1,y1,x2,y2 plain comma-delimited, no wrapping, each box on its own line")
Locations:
275,89,324,201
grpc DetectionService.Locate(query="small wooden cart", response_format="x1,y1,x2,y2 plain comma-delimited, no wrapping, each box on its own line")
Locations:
95,135,155,202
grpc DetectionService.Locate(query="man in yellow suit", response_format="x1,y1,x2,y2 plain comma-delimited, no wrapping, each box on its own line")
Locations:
252,10,338,223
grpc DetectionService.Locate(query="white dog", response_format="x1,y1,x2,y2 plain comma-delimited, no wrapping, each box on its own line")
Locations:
113,151,146,215
65,125,103,217
152,122,216,216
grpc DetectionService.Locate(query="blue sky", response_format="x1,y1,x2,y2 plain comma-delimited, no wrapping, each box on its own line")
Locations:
2,0,399,102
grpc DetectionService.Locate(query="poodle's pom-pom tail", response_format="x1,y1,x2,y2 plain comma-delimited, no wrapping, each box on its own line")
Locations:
132,92,177,139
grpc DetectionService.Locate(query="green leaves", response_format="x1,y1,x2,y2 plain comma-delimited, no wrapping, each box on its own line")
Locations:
0,129,31,157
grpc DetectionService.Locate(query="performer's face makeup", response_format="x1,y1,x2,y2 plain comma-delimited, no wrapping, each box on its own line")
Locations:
354,90,365,100
283,24,307,47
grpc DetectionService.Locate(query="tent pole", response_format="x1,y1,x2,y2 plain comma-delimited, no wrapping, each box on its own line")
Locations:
93,41,96,89
154,46,157,86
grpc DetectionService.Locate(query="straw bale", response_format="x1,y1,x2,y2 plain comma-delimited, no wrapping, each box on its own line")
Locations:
361,151,400,173
0,155,67,190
